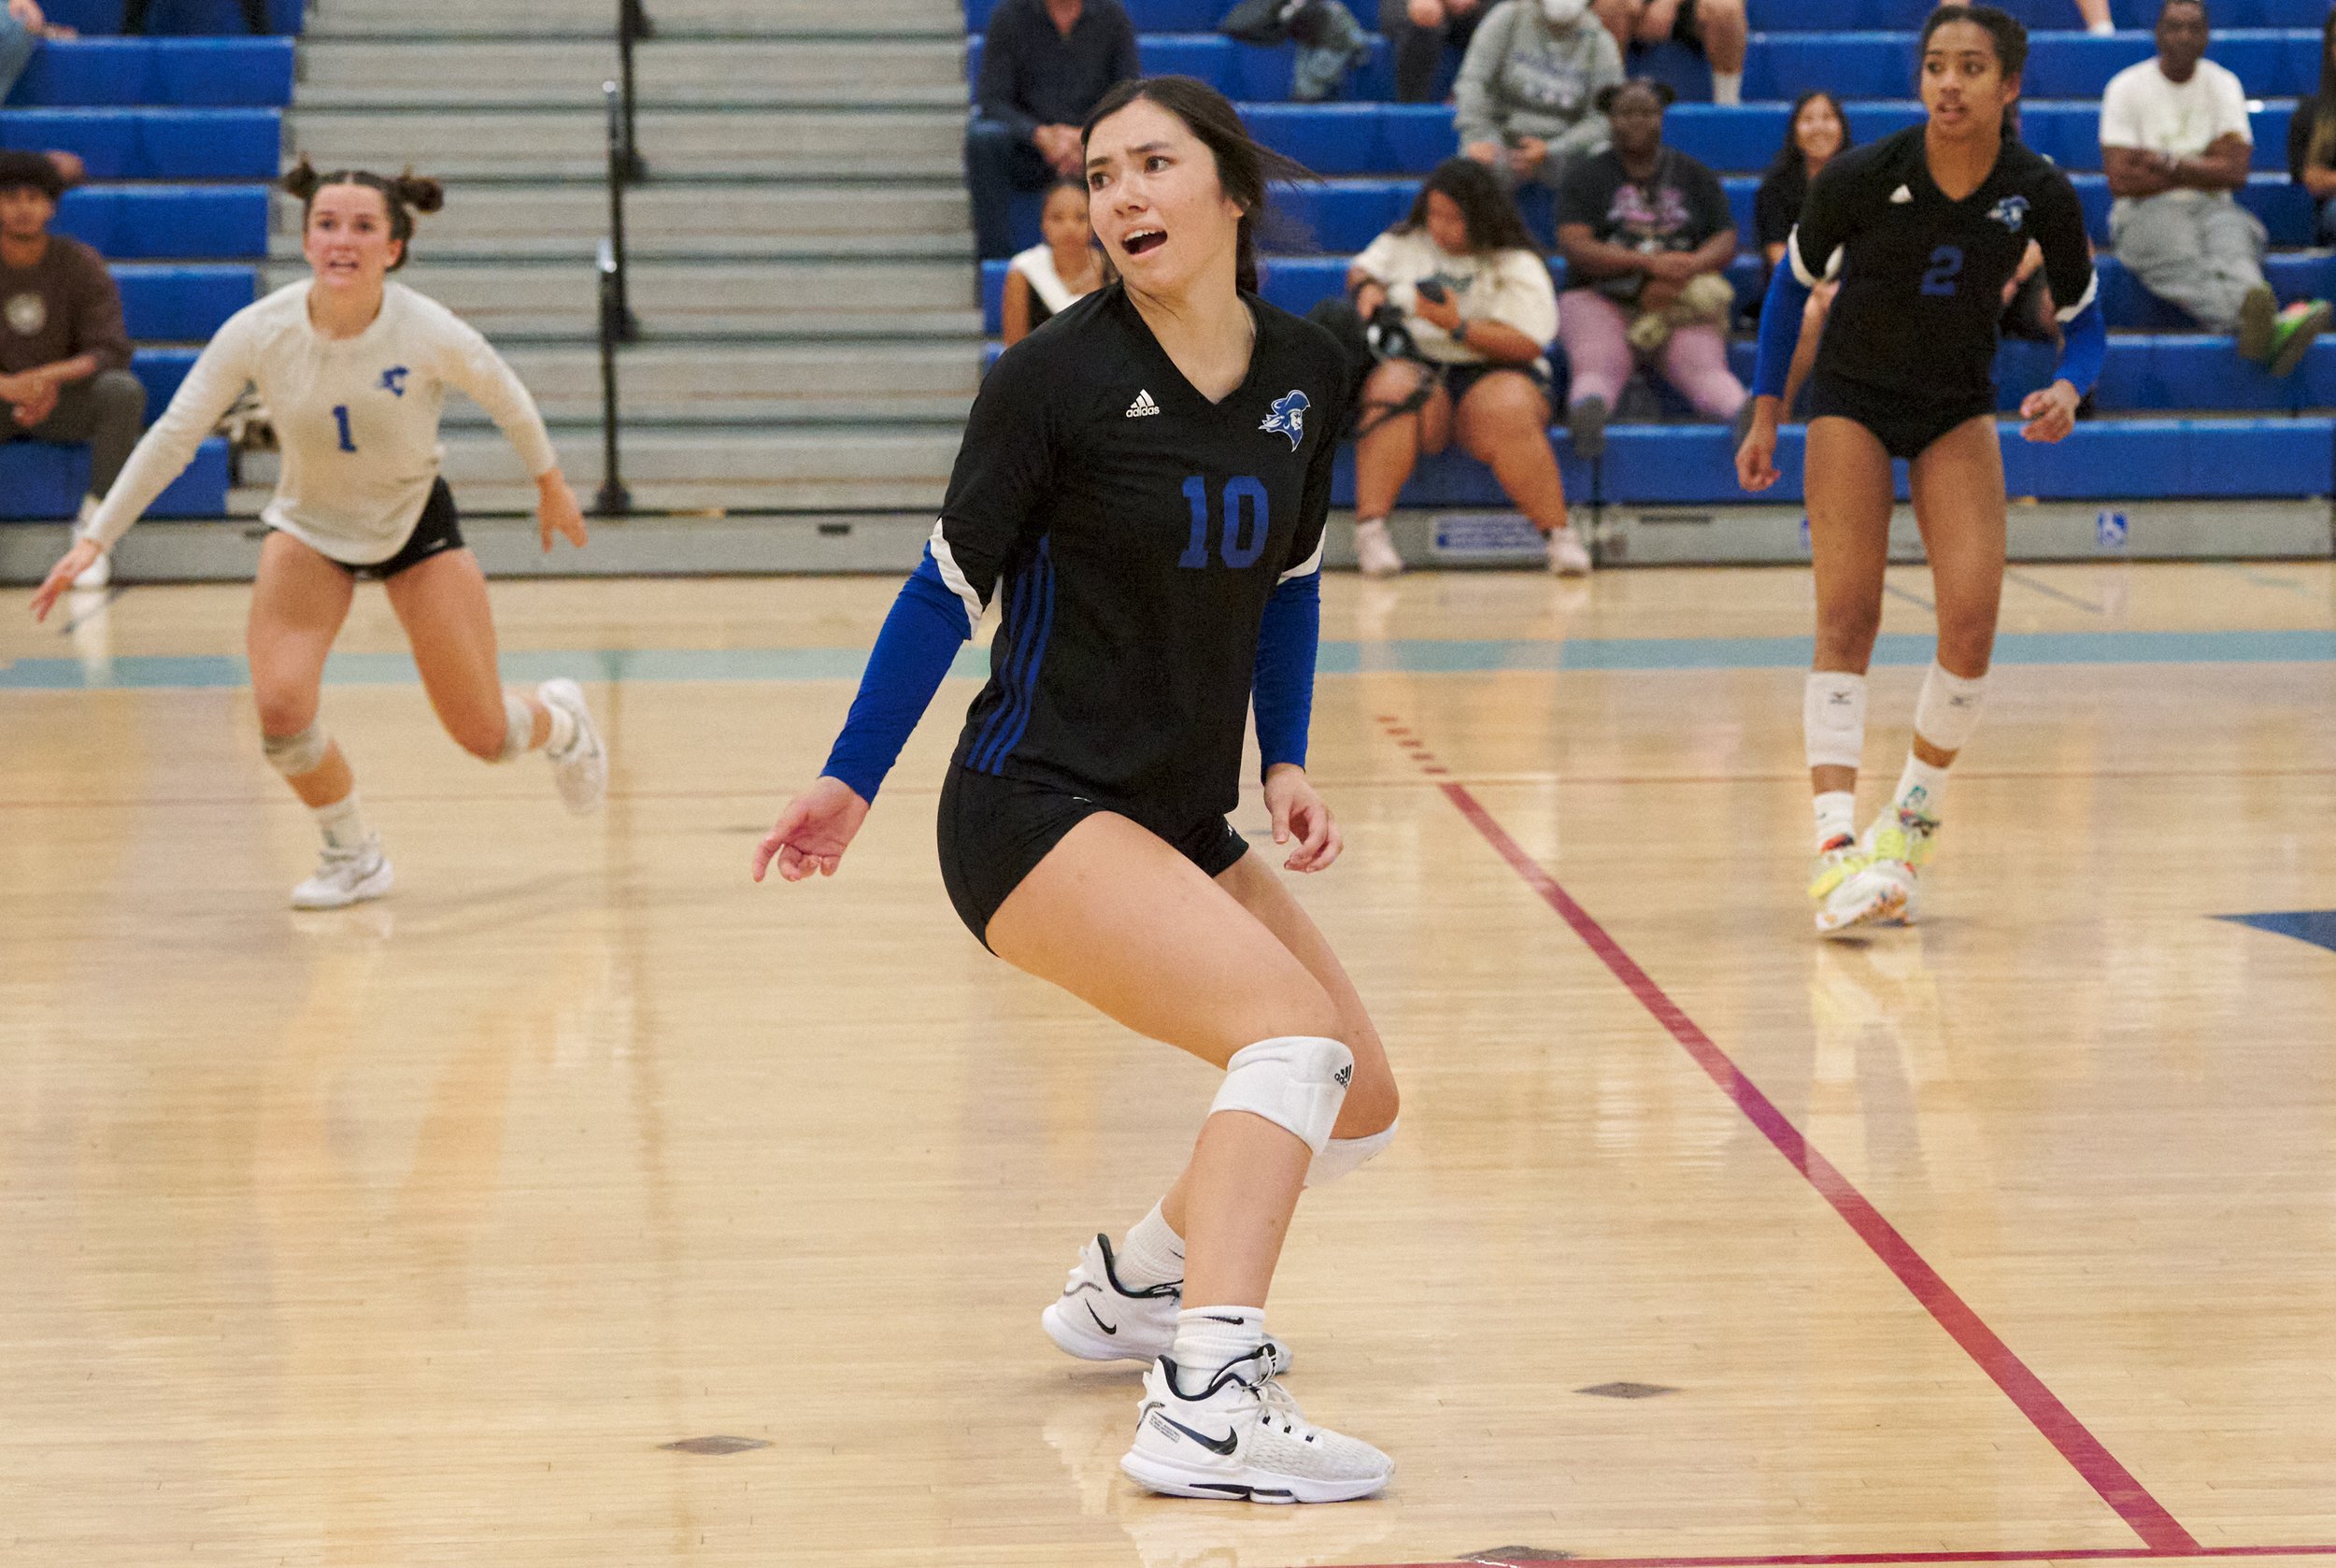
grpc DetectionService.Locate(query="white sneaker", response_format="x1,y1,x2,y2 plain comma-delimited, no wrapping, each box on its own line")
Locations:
1816,856,1916,937
536,677,606,814
1043,1234,1292,1375
1122,1353,1391,1504
1353,518,1403,578
1545,526,1592,577
291,834,393,910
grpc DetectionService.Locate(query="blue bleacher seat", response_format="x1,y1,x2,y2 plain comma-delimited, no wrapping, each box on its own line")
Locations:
0,108,280,179
0,435,228,519
112,264,259,339
53,186,269,260
129,346,198,416
42,0,302,31
5,38,296,107
1751,0,2332,28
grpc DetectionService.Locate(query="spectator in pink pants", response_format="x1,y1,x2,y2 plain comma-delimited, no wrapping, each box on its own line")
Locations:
1553,78,1745,456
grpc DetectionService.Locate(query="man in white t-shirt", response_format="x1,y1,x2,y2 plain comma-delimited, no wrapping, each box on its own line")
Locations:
2101,0,2329,372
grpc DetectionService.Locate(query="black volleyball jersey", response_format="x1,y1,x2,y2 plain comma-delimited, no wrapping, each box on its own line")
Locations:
932,282,1349,817
1793,125,2095,401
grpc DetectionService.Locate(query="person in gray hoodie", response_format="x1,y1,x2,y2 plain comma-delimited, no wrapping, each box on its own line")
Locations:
1455,0,1624,195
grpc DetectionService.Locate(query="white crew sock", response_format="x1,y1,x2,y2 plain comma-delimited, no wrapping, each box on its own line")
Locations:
1814,791,1857,849
1169,1304,1267,1383
1891,755,1951,821
1710,70,1743,107
1354,515,1389,535
1117,1201,1185,1291
2087,16,2115,34
541,698,577,755
311,791,369,852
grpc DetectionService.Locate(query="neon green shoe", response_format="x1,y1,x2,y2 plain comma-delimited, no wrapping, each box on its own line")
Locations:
1807,834,1870,902
1866,804,1941,870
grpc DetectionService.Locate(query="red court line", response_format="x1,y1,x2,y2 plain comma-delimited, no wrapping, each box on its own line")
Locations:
1388,720,2198,1554
1330,1547,2336,1568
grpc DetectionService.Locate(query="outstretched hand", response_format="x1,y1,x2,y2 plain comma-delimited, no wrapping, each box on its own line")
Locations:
1263,763,1342,874
30,537,102,622
751,776,872,883
2018,379,2080,445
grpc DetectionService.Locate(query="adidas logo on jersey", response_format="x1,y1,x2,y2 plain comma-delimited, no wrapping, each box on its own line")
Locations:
1125,389,1161,419
1889,184,1914,204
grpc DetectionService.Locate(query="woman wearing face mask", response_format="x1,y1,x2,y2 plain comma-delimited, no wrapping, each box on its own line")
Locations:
1738,7,2102,937
752,76,1398,1504
1454,0,1624,198
1345,156,1583,577
1003,178,1108,346
30,158,605,911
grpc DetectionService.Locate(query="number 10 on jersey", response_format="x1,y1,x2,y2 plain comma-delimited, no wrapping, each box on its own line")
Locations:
1179,476,1269,570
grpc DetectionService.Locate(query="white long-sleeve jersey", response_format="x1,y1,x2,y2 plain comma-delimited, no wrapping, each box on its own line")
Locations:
80,278,561,564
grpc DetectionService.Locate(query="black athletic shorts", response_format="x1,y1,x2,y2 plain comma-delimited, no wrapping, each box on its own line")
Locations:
1805,372,1996,463
1443,360,1553,412
320,477,466,581
936,764,1252,949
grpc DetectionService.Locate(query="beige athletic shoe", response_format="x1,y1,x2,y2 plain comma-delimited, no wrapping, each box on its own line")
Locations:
1545,526,1592,577
536,677,606,814
291,834,393,910
1353,518,1403,578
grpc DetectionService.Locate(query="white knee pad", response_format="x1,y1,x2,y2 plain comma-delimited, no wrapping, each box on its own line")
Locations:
1913,661,1987,756
261,720,329,777
493,691,534,763
1304,1118,1397,1187
1804,671,1867,771
1210,1035,1353,1155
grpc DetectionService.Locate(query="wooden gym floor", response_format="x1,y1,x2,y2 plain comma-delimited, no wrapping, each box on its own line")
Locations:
3,561,2333,1568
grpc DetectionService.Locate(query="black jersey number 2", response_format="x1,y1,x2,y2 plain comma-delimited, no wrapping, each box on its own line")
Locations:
1179,476,1270,570
1920,246,1964,298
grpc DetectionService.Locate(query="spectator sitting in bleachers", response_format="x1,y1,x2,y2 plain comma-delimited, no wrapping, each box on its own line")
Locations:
1755,92,1850,277
1344,156,1587,577
2,0,73,94
965,0,1138,259
1555,78,1744,456
1590,0,1745,106
1003,178,1106,345
2286,8,2336,244
1936,0,2113,37
0,150,145,580
1455,0,1623,199
2102,0,2329,376
121,0,269,33
1379,0,1483,105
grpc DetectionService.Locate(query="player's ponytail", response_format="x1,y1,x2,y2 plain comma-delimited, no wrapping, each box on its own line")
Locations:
1082,76,1315,296
279,155,442,270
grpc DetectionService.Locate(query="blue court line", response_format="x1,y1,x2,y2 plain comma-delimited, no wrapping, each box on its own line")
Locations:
6,630,2335,691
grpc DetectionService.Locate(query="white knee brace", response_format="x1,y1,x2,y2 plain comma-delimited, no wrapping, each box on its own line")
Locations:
1210,1035,1353,1155
1305,1118,1397,1187
1804,671,1868,771
493,691,534,763
1912,661,1987,755
261,720,329,777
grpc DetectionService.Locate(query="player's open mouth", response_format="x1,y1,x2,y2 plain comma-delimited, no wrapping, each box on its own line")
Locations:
1123,229,1167,256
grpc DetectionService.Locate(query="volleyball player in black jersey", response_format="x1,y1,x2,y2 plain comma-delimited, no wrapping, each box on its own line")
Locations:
751,78,1400,1503
1737,5,2105,936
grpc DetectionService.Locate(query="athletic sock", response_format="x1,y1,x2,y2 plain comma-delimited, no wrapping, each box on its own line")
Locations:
1891,755,1950,821
1117,1201,1185,1292
1814,791,1857,849
2087,15,2114,34
311,791,369,853
541,698,578,756
1710,70,1743,107
1169,1305,1267,1384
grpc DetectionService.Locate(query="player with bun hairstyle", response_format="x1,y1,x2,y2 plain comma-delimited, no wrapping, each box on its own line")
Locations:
753,76,1400,1503
31,158,608,910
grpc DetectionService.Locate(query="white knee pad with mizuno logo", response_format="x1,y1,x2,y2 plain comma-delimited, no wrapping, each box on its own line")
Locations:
1305,1119,1397,1187
1209,1035,1353,1154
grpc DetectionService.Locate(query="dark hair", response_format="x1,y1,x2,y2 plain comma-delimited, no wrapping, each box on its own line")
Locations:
1920,4,2029,83
1768,91,1853,181
2159,0,2208,24
1595,77,1677,117
1394,157,1538,256
2308,7,2336,172
1080,75,1314,294
280,156,445,270
0,150,66,202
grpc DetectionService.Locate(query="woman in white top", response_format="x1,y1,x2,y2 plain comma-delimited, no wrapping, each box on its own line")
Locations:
30,160,607,911
1000,178,1106,346
1344,156,1584,577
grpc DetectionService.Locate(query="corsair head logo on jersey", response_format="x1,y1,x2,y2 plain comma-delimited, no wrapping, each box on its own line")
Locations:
1261,389,1308,450
379,365,409,397
1987,195,2030,234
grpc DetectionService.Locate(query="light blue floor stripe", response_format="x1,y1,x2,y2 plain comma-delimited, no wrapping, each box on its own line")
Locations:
6,631,2333,691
